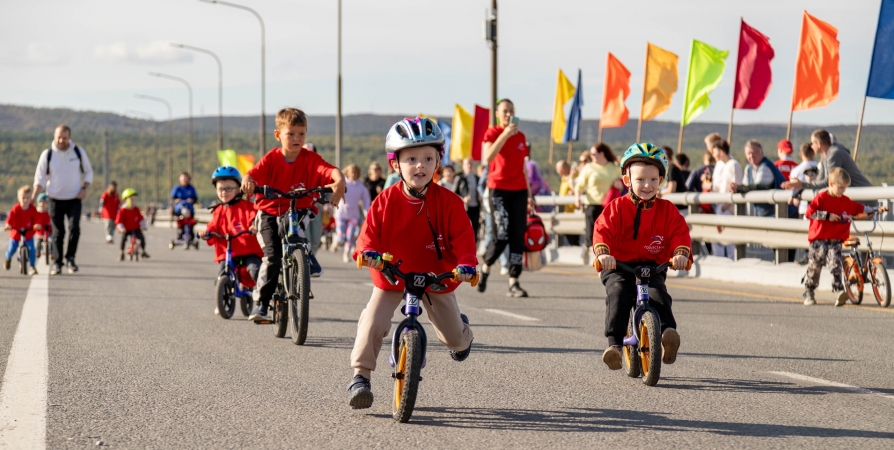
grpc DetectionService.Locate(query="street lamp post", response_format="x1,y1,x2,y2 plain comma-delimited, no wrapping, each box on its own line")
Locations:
336,0,342,168
200,0,266,158
149,72,193,175
485,1,498,125
125,110,160,206
135,94,174,197
170,43,223,151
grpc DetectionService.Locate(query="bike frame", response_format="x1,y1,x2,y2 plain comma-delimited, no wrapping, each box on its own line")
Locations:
618,262,671,348
224,235,253,300
843,213,884,283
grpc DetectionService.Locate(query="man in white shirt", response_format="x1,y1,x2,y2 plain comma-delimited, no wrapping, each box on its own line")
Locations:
32,125,94,275
708,140,743,259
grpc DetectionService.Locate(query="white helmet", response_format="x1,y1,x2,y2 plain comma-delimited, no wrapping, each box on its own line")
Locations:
385,117,445,161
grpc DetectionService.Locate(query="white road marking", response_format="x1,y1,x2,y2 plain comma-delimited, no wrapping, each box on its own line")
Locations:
769,371,894,400
0,274,49,449
483,308,541,322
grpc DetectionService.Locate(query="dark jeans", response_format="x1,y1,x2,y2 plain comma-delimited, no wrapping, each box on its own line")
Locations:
583,205,604,249
255,212,283,307
601,263,676,348
484,189,528,279
48,198,81,265
466,205,481,244
217,255,261,282
119,230,146,251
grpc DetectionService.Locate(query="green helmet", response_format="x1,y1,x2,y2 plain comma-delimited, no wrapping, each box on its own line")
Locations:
121,188,138,200
36,193,48,203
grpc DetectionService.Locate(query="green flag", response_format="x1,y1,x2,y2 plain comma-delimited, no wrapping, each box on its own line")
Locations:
217,149,237,167
681,40,729,126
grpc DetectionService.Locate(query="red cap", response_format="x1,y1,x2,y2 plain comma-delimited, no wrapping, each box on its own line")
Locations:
777,140,793,153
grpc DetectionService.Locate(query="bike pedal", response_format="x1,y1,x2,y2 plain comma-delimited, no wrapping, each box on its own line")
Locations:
309,291,314,300
255,320,273,325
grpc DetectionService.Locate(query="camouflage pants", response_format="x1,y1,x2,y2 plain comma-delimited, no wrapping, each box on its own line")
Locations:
803,239,843,291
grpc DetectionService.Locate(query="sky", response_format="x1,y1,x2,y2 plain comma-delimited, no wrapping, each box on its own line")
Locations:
1,0,891,126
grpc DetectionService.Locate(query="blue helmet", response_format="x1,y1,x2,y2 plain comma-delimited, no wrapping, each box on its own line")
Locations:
211,166,241,186
36,193,48,203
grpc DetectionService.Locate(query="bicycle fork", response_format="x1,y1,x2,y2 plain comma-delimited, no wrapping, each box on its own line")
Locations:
388,292,428,372
622,283,651,347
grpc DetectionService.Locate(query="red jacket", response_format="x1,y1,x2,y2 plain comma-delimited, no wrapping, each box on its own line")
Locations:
353,183,477,293
33,210,51,237
593,195,692,264
206,199,263,263
247,148,336,216
7,204,37,241
177,217,198,228
115,207,144,232
100,192,121,220
774,159,799,180
806,191,865,242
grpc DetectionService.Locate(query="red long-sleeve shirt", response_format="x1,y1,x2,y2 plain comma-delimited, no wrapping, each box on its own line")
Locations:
247,148,336,216
115,207,144,232
100,192,120,220
7,204,37,241
33,210,51,238
806,191,865,242
353,183,477,293
593,196,692,264
206,199,263,263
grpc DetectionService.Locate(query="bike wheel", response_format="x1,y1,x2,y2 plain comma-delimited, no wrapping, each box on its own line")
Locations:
393,329,423,423
288,252,310,345
43,241,49,266
215,275,235,319
869,261,891,308
273,285,289,338
240,295,252,317
841,258,864,305
19,245,28,275
639,311,663,387
623,311,641,378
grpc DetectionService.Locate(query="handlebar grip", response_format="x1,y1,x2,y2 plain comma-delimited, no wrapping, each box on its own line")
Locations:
593,258,602,272
356,254,364,269
469,272,479,287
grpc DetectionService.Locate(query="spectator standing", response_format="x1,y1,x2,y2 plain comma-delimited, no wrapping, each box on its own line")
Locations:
438,164,457,191
660,146,688,212
99,181,120,243
790,142,819,183
685,151,715,193
334,164,370,263
454,158,481,243
709,140,742,258
774,140,799,180
675,153,691,183
729,140,788,217
383,165,400,188
32,124,94,275
555,160,579,246
363,162,386,202
783,129,871,191
574,143,621,256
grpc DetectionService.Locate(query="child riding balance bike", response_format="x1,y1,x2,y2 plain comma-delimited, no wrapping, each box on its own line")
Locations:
116,188,150,261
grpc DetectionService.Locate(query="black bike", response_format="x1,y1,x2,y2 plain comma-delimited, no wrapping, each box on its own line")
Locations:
257,185,332,344
615,261,673,387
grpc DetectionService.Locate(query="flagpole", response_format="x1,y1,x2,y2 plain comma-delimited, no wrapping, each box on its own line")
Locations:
786,109,793,141
854,95,867,161
548,128,555,165
727,107,735,144
677,123,684,153
597,123,603,143
637,43,650,142
567,142,573,163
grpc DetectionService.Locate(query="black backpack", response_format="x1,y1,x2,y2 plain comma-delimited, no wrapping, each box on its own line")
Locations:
46,146,84,175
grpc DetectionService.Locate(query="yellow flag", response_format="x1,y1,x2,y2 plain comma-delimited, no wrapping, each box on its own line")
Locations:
236,154,255,176
551,69,576,143
217,149,237,168
641,43,679,121
450,104,473,160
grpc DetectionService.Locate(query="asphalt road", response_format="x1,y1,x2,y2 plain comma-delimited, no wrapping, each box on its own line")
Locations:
1,221,893,449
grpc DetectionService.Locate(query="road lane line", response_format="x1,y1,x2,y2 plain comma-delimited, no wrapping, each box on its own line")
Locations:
483,309,541,322
0,274,49,449
769,371,894,400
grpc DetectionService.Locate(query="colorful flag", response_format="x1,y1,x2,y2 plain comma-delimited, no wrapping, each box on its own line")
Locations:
734,20,775,109
562,70,584,143
437,120,452,165
472,105,490,161
236,154,255,175
681,40,729,126
450,104,473,161
550,69,576,143
792,11,840,111
217,149,237,168
641,43,679,121
867,0,894,99
600,53,631,129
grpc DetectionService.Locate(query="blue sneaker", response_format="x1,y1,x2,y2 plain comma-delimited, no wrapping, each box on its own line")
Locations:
309,253,323,278
249,301,270,322
450,314,472,362
348,375,373,409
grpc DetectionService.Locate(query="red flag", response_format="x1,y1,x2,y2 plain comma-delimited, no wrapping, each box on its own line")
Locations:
734,19,775,109
471,105,489,161
791,11,839,111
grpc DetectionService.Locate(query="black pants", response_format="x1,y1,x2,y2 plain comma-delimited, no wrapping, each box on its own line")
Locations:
601,263,676,348
484,189,528,279
217,255,261,282
466,205,481,244
48,198,81,265
120,230,146,251
583,205,604,249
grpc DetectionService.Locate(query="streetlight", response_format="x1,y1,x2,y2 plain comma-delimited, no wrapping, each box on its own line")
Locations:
485,0,498,125
134,94,174,196
200,0,266,158
170,43,223,151
125,110,160,206
148,72,193,175
336,0,342,168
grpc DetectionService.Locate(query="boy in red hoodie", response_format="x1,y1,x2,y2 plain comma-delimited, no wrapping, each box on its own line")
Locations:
241,108,346,322
205,166,263,315
115,188,149,260
802,168,879,307
4,185,38,274
347,117,477,410
592,143,690,372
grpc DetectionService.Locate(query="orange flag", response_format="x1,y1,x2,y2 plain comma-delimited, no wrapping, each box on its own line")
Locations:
641,43,679,121
600,53,631,128
791,11,839,111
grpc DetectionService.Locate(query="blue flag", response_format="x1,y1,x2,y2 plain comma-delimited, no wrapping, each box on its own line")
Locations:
562,69,583,143
437,119,452,165
867,0,894,99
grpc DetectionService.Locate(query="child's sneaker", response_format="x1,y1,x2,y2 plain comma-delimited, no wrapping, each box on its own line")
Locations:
347,375,373,409
28,266,38,276
450,314,472,362
802,290,816,306
602,346,622,370
476,270,489,293
119,252,125,262
309,253,323,278
835,291,848,307
3,259,10,271
507,282,528,298
249,302,270,322
661,328,680,364
499,267,509,276
50,264,62,275
105,235,113,243
141,252,150,259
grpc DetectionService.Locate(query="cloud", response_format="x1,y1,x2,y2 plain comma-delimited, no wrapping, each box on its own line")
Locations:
0,42,69,66
93,41,193,64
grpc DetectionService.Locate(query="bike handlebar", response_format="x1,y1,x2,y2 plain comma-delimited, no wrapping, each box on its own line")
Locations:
594,257,689,273
203,230,254,241
256,185,333,201
355,252,480,287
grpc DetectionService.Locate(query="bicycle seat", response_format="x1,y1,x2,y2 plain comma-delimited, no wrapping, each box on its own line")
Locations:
844,236,860,247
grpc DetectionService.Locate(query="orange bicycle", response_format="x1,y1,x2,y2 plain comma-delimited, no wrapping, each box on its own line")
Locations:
841,208,890,307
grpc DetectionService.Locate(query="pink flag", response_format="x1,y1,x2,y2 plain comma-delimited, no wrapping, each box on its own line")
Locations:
734,19,775,109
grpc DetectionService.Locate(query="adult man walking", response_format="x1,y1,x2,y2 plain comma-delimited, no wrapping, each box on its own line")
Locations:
32,124,93,275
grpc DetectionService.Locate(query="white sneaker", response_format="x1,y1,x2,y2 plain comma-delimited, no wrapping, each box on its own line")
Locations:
499,267,509,276
835,291,848,307
342,254,349,263
214,307,220,316
105,235,113,243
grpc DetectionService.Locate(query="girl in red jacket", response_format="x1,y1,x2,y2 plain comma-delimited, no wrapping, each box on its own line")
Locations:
593,143,691,372
347,117,477,410
115,189,149,260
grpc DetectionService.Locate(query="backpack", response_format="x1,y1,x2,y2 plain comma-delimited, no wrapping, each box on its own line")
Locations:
524,214,549,252
46,146,84,175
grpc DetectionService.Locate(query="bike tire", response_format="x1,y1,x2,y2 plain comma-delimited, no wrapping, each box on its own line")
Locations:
215,275,235,319
240,295,252,317
623,310,641,378
19,245,28,275
841,258,864,305
288,252,310,345
393,329,423,423
273,285,289,338
43,240,49,266
639,311,662,387
869,261,891,308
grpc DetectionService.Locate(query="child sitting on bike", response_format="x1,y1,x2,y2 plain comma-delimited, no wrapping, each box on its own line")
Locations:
593,143,690,371
176,206,198,246
206,166,263,312
802,168,878,307
115,188,150,261
33,193,52,260
3,185,38,274
241,108,346,322
347,117,476,410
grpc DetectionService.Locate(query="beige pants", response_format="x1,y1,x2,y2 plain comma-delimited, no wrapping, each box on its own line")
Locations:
351,287,473,378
